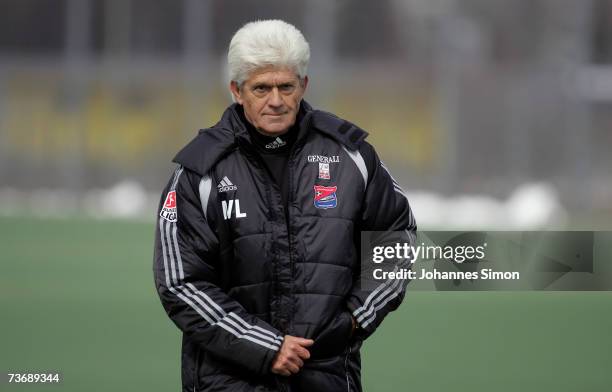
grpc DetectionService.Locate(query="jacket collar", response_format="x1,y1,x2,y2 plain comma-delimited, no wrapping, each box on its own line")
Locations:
173,100,368,176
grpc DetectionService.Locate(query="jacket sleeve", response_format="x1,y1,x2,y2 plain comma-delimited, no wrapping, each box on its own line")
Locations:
346,143,417,339
153,166,283,375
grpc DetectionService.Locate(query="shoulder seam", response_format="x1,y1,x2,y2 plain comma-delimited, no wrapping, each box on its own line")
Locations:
310,110,369,150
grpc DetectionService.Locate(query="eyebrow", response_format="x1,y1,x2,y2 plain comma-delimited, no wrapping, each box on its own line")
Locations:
252,80,297,88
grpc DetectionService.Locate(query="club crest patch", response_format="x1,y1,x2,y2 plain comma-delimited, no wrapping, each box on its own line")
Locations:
318,162,330,179
314,185,338,209
160,190,178,222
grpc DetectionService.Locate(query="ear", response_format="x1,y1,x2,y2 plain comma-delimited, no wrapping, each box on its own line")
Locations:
301,75,309,92
230,81,243,104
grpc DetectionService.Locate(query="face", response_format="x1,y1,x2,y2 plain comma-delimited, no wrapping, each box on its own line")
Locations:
230,66,308,136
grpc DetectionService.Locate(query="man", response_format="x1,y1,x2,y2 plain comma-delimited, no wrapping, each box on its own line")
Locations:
153,19,416,391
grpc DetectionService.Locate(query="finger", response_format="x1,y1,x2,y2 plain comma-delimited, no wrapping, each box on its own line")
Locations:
294,338,314,347
271,365,288,377
287,362,300,374
295,346,311,360
289,356,304,368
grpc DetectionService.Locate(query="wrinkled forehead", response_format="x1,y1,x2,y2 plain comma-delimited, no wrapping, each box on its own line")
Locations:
243,65,302,85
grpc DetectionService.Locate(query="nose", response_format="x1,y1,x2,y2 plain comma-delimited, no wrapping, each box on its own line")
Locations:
268,87,283,108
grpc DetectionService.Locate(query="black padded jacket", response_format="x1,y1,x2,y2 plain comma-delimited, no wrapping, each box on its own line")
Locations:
153,101,416,391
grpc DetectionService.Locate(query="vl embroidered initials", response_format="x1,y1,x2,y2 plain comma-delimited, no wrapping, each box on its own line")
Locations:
222,199,247,220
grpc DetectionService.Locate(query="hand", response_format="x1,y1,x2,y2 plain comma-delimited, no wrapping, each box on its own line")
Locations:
271,335,314,376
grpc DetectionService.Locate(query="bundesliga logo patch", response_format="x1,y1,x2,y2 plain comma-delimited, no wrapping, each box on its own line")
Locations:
160,190,178,222
313,185,338,209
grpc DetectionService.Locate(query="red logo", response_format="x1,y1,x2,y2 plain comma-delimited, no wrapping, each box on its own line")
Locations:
314,185,338,209
164,191,176,208
160,191,178,222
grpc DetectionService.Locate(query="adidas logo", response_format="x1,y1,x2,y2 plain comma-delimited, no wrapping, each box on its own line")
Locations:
217,176,238,192
265,137,287,149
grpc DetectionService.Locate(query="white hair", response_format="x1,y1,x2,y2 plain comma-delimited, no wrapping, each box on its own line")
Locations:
228,20,310,86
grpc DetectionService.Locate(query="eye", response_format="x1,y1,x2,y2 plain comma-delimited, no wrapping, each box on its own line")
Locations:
253,85,269,94
279,83,296,93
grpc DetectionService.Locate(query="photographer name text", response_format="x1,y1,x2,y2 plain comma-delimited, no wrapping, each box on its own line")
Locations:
373,267,520,281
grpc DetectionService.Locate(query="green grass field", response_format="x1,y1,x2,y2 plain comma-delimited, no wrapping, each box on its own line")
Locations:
1,216,611,391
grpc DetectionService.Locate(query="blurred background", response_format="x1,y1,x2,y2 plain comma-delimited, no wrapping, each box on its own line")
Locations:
1,1,611,391
0,0,611,228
